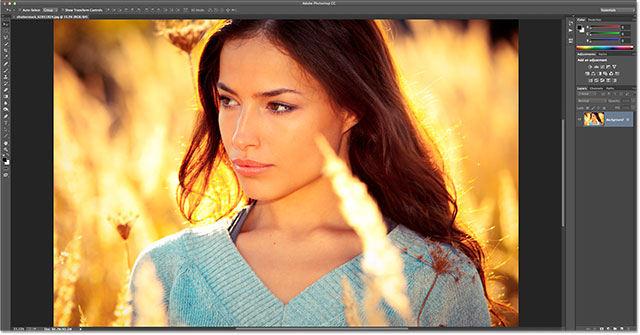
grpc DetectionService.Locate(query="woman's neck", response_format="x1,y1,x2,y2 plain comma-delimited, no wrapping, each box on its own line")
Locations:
241,176,352,237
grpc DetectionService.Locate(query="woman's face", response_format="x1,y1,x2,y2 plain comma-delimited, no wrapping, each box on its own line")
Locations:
217,35,357,201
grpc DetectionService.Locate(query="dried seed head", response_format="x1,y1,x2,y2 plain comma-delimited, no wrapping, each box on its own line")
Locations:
108,212,139,241
155,20,215,54
418,240,467,280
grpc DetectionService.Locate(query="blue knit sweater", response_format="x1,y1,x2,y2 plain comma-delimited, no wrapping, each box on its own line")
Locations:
128,210,492,328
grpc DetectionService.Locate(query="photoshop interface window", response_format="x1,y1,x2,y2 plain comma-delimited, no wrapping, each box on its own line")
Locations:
0,0,636,331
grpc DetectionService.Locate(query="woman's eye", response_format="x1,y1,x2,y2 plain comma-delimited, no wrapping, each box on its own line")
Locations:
219,95,239,108
266,102,295,114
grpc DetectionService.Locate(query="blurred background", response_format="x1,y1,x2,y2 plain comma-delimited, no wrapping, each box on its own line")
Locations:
53,19,518,327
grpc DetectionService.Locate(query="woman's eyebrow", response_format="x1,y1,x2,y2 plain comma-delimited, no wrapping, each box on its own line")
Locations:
255,88,302,98
217,82,301,98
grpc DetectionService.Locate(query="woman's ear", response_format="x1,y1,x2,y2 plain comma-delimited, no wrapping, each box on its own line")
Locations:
341,110,360,134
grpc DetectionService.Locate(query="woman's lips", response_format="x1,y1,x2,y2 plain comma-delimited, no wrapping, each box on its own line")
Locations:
232,159,274,177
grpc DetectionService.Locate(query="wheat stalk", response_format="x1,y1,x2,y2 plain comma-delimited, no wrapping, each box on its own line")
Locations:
341,276,363,326
316,135,414,325
53,235,82,327
78,305,88,327
111,269,133,327
130,261,168,326
362,276,388,326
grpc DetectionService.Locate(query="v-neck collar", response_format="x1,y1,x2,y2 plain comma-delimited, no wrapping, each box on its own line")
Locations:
183,208,406,326
228,199,398,242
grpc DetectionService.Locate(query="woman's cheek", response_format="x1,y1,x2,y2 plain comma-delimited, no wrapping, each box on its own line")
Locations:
218,113,234,146
274,132,318,176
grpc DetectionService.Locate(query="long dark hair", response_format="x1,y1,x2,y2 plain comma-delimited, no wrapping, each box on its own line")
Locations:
595,112,604,125
179,19,514,326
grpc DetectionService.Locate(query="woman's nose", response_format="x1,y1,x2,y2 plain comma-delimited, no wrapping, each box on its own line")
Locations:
231,107,260,151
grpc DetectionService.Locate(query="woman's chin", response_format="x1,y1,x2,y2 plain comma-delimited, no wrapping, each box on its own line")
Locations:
237,180,277,201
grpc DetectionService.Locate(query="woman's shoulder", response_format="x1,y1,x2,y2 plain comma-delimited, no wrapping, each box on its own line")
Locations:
128,218,235,322
391,225,491,326
392,224,478,278
129,218,233,283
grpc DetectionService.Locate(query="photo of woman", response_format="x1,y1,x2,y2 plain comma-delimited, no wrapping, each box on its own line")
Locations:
53,19,518,328
129,19,492,327
584,112,604,126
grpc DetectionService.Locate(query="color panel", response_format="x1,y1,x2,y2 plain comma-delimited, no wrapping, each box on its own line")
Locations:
576,45,634,50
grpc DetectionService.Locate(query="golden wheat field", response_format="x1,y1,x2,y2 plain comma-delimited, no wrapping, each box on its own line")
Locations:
53,19,519,327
